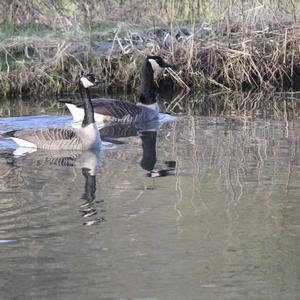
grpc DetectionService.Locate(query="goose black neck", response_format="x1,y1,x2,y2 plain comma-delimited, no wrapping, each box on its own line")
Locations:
139,60,158,105
80,83,95,127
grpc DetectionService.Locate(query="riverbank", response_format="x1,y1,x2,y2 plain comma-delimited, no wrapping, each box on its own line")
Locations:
0,2,300,96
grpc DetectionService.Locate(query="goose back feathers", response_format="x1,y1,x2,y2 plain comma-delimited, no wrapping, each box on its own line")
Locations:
64,98,159,123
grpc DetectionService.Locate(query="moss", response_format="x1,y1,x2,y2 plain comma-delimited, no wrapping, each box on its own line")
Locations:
0,45,40,72
0,20,57,38
0,47,22,72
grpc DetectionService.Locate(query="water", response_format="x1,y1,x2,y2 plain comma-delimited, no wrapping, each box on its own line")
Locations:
0,93,300,300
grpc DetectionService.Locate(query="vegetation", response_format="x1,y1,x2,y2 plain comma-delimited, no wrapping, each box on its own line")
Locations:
0,0,300,96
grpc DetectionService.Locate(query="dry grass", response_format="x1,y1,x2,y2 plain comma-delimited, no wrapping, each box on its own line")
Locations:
0,1,300,96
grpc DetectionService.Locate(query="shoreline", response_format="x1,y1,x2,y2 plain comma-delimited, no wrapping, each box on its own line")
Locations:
0,20,300,96
1,90,300,118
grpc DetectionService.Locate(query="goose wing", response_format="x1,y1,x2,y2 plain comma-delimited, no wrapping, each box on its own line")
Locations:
92,99,143,119
100,123,139,138
4,127,77,147
64,98,142,120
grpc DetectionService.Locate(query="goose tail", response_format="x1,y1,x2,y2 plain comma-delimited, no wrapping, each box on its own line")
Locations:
0,130,17,139
0,130,37,149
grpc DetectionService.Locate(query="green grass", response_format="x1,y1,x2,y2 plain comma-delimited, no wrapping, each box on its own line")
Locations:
0,20,60,38
0,46,24,72
0,44,40,72
82,20,118,32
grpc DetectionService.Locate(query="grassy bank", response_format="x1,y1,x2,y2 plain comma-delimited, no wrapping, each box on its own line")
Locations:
0,1,300,96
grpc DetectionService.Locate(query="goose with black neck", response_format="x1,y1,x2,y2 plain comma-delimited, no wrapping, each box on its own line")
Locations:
60,55,173,124
0,74,103,150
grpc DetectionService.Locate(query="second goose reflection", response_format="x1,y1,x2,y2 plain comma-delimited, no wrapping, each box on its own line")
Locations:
100,120,176,177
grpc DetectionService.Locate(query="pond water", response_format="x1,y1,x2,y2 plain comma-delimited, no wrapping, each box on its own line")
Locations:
0,93,299,300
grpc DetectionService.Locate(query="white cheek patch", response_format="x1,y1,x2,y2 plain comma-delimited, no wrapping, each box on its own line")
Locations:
80,77,94,88
148,59,162,72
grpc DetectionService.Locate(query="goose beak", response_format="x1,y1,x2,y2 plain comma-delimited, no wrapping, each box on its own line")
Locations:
161,61,174,69
163,62,174,69
94,76,105,85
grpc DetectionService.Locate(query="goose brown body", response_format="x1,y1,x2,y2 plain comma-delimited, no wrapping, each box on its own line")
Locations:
5,124,100,150
1,74,102,150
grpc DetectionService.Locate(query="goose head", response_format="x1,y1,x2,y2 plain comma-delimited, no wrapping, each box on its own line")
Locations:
139,56,172,104
80,73,104,89
146,55,173,72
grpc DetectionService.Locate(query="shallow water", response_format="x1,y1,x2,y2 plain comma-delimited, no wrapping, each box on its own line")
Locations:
0,94,300,300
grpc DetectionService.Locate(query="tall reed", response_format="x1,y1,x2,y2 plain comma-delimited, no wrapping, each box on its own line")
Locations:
0,1,299,96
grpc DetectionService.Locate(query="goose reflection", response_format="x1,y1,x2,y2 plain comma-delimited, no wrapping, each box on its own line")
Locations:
6,149,104,226
80,165,105,226
100,120,176,177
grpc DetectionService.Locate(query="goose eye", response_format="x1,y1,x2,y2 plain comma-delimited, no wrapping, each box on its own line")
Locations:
87,75,94,82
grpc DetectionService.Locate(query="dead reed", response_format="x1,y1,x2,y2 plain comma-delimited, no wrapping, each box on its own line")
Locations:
0,1,300,96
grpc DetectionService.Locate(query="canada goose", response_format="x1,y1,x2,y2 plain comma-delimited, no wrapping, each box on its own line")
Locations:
60,55,172,123
0,74,103,150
